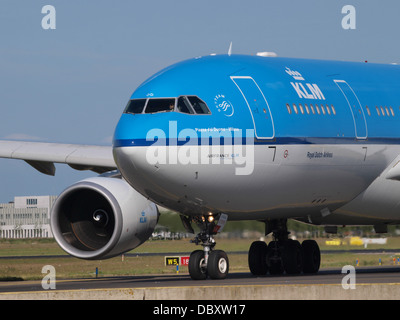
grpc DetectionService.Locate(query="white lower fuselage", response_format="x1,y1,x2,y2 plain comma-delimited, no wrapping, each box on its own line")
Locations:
114,142,400,225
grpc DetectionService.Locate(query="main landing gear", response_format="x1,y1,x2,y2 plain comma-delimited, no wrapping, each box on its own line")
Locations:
182,215,320,280
182,214,230,280
248,219,321,276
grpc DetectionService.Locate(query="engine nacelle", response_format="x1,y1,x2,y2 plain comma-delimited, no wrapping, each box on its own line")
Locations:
50,177,158,260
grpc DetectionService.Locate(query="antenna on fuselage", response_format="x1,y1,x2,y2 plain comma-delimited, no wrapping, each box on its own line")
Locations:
228,42,233,56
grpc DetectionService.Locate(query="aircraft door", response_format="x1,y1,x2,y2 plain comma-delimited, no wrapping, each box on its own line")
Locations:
334,80,367,139
231,76,275,139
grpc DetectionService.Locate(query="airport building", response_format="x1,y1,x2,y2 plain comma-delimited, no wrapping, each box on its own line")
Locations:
0,195,57,239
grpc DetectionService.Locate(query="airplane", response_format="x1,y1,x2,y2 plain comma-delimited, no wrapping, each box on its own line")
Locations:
1,53,400,280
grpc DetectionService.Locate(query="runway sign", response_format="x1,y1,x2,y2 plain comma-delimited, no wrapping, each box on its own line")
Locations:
180,256,190,266
164,256,190,266
165,256,180,266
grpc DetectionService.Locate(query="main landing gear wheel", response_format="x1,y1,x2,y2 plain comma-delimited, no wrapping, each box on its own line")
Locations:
248,241,268,275
248,219,321,276
302,239,321,273
282,240,303,274
267,241,284,274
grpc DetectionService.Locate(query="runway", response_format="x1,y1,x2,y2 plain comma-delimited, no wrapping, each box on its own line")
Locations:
1,266,400,299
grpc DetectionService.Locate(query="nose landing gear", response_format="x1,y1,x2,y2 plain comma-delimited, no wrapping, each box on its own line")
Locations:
248,219,321,276
184,214,230,280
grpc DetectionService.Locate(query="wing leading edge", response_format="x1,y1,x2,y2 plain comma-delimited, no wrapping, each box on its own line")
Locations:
0,140,116,175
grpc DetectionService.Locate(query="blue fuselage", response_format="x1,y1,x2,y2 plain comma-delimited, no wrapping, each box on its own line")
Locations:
115,55,400,145
113,55,400,225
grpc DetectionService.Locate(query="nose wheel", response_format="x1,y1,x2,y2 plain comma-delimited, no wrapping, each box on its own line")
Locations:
184,214,230,280
208,250,229,279
188,250,207,280
189,249,229,280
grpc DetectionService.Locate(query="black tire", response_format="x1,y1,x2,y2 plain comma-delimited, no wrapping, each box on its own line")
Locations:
267,241,284,275
282,240,303,274
302,240,321,274
248,241,268,276
208,250,229,280
189,250,207,280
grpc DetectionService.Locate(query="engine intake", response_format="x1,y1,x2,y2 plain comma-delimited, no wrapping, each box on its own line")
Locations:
51,177,158,260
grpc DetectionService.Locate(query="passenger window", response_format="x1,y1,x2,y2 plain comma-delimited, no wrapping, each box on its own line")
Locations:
320,105,326,115
390,106,395,116
385,106,390,116
366,106,371,116
376,106,381,116
315,104,320,115
293,103,298,114
299,103,304,114
331,105,336,115
187,96,211,114
286,103,292,114
177,96,194,114
304,104,310,114
124,99,147,114
310,104,315,114
145,98,176,113
380,106,385,117
326,104,331,115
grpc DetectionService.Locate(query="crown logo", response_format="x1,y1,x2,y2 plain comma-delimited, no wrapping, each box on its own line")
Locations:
285,67,305,81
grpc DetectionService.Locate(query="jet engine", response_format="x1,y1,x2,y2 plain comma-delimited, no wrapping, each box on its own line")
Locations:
50,176,159,260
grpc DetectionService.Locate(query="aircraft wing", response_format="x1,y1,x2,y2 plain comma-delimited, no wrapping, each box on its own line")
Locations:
0,140,116,176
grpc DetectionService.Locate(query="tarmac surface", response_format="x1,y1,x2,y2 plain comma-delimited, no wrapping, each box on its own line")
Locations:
1,249,400,300
1,266,400,295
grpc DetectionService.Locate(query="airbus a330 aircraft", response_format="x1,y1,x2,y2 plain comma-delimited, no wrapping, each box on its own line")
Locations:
1,54,400,280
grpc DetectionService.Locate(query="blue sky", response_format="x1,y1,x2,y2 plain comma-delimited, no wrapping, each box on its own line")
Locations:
0,0,399,202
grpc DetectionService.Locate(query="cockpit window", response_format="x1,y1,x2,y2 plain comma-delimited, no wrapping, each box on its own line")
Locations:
123,96,211,115
145,98,176,113
124,99,147,114
177,96,194,114
187,96,211,114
